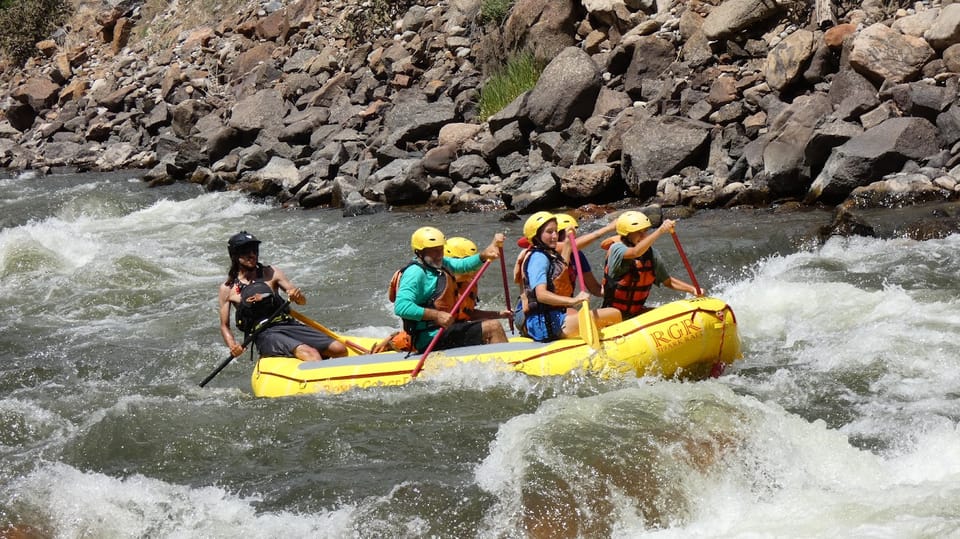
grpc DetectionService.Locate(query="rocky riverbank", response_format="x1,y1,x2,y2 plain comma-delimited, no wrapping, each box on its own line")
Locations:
1,0,959,239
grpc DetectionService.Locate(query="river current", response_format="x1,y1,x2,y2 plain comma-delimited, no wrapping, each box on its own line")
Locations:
1,170,959,538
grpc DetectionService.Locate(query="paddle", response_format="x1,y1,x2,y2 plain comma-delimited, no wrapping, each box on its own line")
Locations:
199,299,290,388
497,246,515,333
670,230,702,296
410,259,492,378
567,230,600,349
288,308,370,354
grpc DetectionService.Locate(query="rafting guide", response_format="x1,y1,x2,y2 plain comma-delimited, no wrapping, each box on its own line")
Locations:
217,231,347,362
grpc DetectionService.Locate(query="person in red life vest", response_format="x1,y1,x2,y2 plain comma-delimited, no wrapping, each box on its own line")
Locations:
217,231,347,361
512,212,617,334
601,212,702,319
517,212,621,342
393,226,508,353
444,237,513,323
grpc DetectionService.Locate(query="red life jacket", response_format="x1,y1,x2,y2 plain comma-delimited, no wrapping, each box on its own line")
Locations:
602,247,656,318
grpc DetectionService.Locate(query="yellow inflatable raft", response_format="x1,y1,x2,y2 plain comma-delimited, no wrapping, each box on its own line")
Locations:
251,296,740,397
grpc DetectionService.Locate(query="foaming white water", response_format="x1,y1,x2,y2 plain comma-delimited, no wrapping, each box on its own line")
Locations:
637,407,960,538
476,383,960,537
720,234,960,404
10,462,359,538
0,191,268,281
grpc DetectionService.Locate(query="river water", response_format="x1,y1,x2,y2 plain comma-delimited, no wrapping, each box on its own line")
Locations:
1,170,959,538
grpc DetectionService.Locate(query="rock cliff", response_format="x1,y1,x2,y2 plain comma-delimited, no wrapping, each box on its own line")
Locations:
1,0,959,238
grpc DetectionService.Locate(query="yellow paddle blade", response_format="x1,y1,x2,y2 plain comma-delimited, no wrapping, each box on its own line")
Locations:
579,300,600,349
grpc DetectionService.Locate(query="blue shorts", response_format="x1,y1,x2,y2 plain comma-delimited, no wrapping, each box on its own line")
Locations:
254,321,335,357
524,309,566,342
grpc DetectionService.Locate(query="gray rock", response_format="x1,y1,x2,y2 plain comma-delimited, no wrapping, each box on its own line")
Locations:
449,154,491,182
524,47,601,132
503,168,562,212
621,116,712,197
807,117,940,204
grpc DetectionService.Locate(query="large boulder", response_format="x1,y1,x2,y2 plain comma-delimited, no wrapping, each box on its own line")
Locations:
806,117,940,204
503,0,579,62
702,0,782,40
523,47,601,132
621,116,712,198
849,23,935,84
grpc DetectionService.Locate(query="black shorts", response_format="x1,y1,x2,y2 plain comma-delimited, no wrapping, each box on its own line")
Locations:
432,320,483,351
254,321,335,357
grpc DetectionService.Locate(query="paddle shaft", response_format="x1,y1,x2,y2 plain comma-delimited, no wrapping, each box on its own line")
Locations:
288,308,370,354
497,246,514,333
568,230,600,349
199,299,291,388
670,231,702,296
567,230,588,292
410,259,492,378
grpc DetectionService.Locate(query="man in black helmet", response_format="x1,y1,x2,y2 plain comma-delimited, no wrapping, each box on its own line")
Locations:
218,231,347,361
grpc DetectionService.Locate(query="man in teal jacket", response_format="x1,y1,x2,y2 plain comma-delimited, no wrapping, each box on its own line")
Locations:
394,226,508,352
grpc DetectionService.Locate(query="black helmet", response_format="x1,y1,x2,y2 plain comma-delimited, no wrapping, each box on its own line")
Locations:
228,231,261,256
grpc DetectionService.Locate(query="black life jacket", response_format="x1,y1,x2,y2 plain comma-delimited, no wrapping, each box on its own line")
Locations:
234,277,289,334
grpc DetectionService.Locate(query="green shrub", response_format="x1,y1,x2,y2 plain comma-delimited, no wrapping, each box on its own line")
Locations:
477,52,544,122
0,0,71,66
480,0,513,24
341,0,418,44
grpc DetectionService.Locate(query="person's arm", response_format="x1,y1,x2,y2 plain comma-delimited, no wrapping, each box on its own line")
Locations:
584,271,603,297
479,232,505,261
469,308,513,320
651,250,703,296
535,284,590,308
269,266,306,304
446,233,505,273
663,276,702,296
623,219,675,260
573,218,618,249
218,284,244,357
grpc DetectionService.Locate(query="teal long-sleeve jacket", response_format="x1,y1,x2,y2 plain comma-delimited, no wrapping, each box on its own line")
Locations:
394,254,483,351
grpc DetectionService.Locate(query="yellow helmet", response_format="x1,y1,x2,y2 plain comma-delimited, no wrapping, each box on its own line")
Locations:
411,226,445,252
616,211,652,236
555,213,578,233
523,211,556,242
444,237,478,258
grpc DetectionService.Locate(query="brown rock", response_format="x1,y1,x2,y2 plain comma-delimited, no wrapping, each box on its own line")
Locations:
824,23,857,49
849,23,934,84
36,40,57,58
765,29,816,92
707,75,738,106
58,79,88,105
422,144,458,174
182,27,216,54
12,77,61,111
111,18,132,54
256,10,291,42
